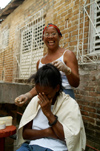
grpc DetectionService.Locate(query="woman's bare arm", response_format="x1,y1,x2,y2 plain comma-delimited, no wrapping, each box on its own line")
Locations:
23,120,58,140
15,60,40,106
64,50,80,87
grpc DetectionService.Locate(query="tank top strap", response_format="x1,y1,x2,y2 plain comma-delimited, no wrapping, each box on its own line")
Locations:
38,57,44,68
57,50,67,63
39,50,68,68
63,49,68,56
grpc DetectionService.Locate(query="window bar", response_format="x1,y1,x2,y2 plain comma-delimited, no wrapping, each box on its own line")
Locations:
29,25,33,76
82,4,86,63
84,2,100,38
77,3,80,60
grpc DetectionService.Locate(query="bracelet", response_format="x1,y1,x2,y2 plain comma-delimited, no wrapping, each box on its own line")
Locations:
48,115,58,126
67,67,71,75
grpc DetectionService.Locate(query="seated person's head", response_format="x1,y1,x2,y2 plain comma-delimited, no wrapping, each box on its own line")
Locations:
30,63,63,101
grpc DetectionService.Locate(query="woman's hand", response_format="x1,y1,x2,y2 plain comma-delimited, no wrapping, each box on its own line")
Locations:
46,127,58,139
15,94,28,107
14,92,32,107
38,93,65,141
52,50,80,88
38,93,52,117
15,87,37,107
52,60,71,75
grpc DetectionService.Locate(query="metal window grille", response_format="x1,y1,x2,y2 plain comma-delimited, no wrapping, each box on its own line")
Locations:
2,26,9,49
0,26,1,51
77,0,100,64
93,0,100,52
89,0,100,53
14,9,45,80
22,27,32,52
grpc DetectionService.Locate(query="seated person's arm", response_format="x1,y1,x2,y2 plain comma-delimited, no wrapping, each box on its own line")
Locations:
23,118,65,141
23,120,58,140
38,93,65,141
46,113,65,141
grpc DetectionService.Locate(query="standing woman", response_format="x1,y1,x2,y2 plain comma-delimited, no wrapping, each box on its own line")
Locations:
15,23,80,106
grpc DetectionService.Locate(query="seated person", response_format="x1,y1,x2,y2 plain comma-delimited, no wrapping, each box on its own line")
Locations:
16,64,86,151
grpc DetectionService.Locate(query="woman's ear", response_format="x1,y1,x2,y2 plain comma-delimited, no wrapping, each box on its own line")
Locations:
59,35,62,40
42,35,44,40
56,84,60,92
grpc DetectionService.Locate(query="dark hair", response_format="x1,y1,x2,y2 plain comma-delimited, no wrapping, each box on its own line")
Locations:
30,64,63,95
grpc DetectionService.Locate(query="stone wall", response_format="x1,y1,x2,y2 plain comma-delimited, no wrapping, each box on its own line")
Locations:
0,82,33,103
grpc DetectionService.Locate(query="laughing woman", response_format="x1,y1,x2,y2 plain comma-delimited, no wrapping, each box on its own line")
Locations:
15,23,80,106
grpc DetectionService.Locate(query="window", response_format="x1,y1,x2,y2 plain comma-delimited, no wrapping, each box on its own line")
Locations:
77,0,100,64
89,0,100,53
22,27,32,52
94,0,100,52
0,26,1,51
15,10,45,79
2,26,9,49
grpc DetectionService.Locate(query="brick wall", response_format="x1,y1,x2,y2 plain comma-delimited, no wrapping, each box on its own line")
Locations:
0,0,100,150
0,0,87,81
74,64,100,149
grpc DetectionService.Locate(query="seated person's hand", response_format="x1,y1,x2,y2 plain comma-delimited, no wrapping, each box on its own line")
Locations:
46,127,58,139
15,94,28,107
52,60,71,75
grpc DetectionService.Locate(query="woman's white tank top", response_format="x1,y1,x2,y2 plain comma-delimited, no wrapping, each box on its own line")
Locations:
38,50,72,89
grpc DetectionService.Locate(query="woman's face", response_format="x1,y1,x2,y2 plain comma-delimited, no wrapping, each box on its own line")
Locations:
43,26,61,50
35,84,59,101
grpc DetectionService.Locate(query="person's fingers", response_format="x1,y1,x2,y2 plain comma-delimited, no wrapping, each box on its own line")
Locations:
38,93,43,100
38,99,43,107
52,61,62,69
52,60,57,64
53,61,59,65
15,97,19,103
15,98,21,105
15,95,27,106
38,94,44,105
42,93,49,102
52,60,59,66
15,99,26,106
39,93,50,103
